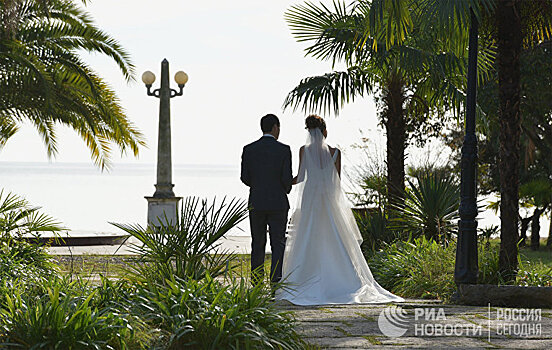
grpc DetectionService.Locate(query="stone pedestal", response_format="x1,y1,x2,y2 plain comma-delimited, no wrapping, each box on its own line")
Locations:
146,196,182,227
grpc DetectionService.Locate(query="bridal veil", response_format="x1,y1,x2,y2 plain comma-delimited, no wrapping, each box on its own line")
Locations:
279,128,403,305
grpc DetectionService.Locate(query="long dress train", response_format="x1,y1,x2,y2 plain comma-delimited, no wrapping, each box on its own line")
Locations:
276,129,403,305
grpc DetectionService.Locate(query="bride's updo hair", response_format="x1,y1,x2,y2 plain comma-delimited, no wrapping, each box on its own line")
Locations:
305,114,326,132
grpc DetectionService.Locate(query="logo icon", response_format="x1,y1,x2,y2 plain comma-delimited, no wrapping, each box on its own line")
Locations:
378,306,409,338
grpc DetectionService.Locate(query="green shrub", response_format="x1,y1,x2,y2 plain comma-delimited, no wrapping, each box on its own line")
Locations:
517,259,552,287
368,237,456,300
478,244,504,285
129,275,303,350
113,197,248,283
0,194,305,349
0,239,57,275
390,173,460,244
0,239,59,308
0,189,62,305
369,238,552,301
355,208,398,253
0,283,133,349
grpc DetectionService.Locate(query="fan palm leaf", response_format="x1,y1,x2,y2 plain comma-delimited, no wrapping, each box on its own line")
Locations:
390,173,460,244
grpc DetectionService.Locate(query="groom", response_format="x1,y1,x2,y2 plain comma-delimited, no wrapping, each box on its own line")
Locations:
241,114,293,286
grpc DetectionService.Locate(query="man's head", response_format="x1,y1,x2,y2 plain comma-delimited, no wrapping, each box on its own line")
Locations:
260,114,280,139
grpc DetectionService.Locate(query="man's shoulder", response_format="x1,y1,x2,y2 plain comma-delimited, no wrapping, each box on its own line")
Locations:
243,138,262,150
275,140,290,149
244,138,290,154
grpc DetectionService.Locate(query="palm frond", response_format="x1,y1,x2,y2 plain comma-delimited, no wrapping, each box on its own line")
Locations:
0,0,141,169
285,0,368,66
0,189,63,239
283,67,376,115
112,196,248,282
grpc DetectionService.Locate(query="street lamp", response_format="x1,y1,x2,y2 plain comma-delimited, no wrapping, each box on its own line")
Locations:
143,59,188,226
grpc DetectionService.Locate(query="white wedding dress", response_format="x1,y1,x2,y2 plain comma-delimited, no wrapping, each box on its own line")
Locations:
276,129,403,305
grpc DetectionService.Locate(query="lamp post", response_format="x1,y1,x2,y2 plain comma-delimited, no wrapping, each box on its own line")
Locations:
142,59,188,226
455,8,479,285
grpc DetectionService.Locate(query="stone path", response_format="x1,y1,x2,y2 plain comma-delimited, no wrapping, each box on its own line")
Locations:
276,300,552,349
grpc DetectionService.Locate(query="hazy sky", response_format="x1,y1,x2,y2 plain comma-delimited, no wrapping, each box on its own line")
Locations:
2,0,384,169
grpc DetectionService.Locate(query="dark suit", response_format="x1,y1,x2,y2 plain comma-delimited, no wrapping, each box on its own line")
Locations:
241,135,292,284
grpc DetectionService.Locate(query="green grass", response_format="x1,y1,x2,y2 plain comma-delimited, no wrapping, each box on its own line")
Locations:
56,253,274,282
487,238,552,267
55,255,139,279
519,241,552,266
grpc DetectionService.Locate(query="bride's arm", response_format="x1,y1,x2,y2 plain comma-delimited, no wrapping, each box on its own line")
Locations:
292,146,304,185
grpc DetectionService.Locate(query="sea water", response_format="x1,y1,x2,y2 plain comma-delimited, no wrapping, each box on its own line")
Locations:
0,162,251,235
0,161,549,238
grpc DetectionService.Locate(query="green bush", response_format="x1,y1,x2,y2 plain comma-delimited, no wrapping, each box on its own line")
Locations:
0,283,133,349
113,197,248,283
128,275,304,350
0,238,59,309
368,237,456,300
0,241,52,283
0,189,61,304
390,173,460,244
368,237,552,301
111,196,303,349
355,208,398,253
0,195,304,349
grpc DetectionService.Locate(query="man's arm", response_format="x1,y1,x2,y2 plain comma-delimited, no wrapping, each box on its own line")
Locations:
281,145,293,193
240,147,251,186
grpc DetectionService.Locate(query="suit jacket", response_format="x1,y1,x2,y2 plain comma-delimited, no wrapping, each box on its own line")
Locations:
241,136,293,211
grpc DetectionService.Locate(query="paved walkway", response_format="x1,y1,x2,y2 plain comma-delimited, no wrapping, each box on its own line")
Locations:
276,300,552,349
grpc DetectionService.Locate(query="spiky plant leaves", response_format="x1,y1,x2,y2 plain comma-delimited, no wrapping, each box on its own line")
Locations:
112,196,249,283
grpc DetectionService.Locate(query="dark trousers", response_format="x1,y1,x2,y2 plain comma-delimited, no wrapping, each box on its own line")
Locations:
249,209,287,285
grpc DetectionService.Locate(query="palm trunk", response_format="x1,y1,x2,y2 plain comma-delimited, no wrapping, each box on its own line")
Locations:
548,193,552,248
497,0,522,281
530,208,544,250
546,215,552,247
384,75,406,208
519,216,531,246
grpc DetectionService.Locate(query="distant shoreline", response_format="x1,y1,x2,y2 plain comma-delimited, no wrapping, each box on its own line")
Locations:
1,161,549,238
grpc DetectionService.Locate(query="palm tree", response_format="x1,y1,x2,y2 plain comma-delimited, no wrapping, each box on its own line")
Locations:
0,0,145,170
283,1,470,207
0,189,63,240
373,0,552,279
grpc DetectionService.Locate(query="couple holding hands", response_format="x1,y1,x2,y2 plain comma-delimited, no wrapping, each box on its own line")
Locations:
241,113,402,306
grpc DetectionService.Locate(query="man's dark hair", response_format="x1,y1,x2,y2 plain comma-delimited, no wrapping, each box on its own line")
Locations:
260,114,280,133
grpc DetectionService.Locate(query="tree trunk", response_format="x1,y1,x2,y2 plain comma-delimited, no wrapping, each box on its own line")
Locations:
546,215,552,247
530,208,544,250
519,216,532,246
384,75,406,208
497,0,522,281
548,192,552,248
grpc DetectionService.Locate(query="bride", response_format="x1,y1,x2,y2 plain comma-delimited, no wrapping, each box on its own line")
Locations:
276,115,403,305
